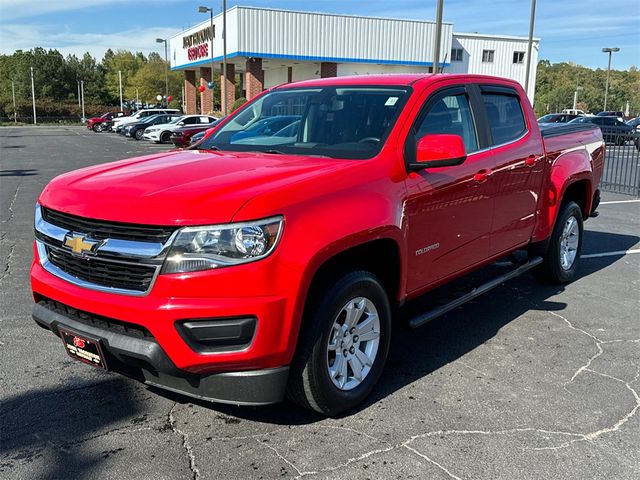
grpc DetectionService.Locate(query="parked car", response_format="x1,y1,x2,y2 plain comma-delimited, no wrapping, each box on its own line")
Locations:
189,130,208,145
122,114,183,140
596,111,624,121
31,74,604,416
625,117,640,129
561,108,585,116
170,122,218,148
569,115,634,145
229,115,300,142
86,112,125,132
112,109,181,133
142,115,217,143
537,113,580,124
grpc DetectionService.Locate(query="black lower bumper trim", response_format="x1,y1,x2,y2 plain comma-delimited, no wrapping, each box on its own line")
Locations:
32,302,289,406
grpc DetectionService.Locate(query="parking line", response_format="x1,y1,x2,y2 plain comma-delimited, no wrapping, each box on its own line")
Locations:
582,249,640,259
600,200,640,205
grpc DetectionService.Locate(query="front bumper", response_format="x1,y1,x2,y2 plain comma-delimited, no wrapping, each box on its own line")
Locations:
32,299,289,405
143,131,161,141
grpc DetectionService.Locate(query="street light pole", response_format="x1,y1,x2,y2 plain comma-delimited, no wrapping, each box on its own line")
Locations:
118,70,123,111
80,80,86,122
156,38,169,107
433,0,443,73
30,66,37,125
573,86,583,110
77,80,81,107
602,47,620,112
11,80,17,124
524,0,537,98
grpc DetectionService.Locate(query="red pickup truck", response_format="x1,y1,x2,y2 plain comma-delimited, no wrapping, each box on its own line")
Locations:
32,74,604,415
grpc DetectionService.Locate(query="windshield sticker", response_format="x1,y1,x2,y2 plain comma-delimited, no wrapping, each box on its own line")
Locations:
385,97,399,106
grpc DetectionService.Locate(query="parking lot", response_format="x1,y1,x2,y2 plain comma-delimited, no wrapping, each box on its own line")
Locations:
1,126,639,479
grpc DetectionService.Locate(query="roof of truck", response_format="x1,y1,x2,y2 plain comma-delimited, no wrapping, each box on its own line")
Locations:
275,73,522,89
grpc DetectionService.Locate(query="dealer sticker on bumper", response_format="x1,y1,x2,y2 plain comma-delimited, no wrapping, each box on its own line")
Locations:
59,329,107,369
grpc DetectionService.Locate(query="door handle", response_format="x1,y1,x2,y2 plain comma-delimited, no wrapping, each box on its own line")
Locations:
473,169,490,183
525,155,537,167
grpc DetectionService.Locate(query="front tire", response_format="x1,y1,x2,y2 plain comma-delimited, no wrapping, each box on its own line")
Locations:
535,201,583,283
135,129,144,140
287,271,392,416
160,131,171,143
93,123,103,133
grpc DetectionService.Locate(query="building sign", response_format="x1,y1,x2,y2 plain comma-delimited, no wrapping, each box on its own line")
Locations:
188,43,209,61
182,26,215,48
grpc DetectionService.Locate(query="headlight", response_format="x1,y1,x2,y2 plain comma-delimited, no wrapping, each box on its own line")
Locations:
162,216,283,274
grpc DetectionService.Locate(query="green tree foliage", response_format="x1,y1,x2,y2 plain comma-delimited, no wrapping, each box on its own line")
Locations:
0,47,182,118
125,52,182,105
534,60,640,117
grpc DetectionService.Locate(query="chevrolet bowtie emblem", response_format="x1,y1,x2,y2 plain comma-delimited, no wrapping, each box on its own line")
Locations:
63,234,99,255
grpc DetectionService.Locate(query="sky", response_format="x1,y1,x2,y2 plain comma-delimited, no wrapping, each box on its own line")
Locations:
0,0,638,69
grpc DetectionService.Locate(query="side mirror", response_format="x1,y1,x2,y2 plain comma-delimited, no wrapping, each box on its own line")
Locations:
409,134,467,171
177,122,184,126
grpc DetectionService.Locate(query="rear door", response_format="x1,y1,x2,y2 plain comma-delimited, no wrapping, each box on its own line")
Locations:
404,84,496,292
479,85,545,255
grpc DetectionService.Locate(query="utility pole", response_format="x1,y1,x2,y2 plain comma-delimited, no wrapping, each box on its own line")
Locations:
80,80,86,122
11,81,17,124
77,80,81,107
602,47,620,111
30,66,37,125
433,0,443,74
524,0,537,98
118,70,124,111
222,0,228,115
198,4,216,114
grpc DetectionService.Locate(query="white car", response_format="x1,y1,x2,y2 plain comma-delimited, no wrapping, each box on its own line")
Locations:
112,108,181,133
142,115,218,143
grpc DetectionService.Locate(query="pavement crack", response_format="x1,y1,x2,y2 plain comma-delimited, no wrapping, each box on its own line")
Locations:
2,184,20,225
0,242,16,284
168,403,200,480
402,444,464,480
257,439,304,477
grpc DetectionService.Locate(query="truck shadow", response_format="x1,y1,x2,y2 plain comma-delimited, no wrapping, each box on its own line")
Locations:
191,229,639,424
0,378,141,479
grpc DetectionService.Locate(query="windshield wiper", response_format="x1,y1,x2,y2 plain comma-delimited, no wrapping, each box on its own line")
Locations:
263,149,285,155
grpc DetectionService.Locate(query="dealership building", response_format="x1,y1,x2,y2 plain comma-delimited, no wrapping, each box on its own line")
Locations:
169,6,539,114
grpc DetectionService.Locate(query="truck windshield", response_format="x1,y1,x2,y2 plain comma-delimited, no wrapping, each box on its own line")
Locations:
198,86,411,159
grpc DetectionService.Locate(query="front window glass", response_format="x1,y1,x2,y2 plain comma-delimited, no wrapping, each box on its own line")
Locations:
415,94,478,153
198,86,410,159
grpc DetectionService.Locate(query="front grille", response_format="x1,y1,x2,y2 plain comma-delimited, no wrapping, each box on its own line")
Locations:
47,246,157,292
41,207,176,243
36,295,153,339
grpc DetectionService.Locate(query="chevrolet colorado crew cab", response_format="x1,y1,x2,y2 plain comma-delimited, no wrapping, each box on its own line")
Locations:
31,74,604,416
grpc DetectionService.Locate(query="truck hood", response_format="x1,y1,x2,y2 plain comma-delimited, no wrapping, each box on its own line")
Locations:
39,149,352,225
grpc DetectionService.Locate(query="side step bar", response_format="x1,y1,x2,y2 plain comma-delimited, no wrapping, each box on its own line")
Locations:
408,256,543,329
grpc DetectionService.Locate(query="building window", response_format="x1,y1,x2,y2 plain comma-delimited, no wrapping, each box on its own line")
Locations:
451,48,463,62
513,51,525,64
482,50,495,63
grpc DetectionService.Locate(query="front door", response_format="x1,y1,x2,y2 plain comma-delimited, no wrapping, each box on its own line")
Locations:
404,86,496,293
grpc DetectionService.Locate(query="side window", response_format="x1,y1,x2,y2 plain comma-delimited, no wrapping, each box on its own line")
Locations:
199,116,210,124
183,117,197,125
482,93,527,145
415,93,478,154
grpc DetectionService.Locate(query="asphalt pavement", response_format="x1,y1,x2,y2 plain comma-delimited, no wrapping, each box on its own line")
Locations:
1,126,639,480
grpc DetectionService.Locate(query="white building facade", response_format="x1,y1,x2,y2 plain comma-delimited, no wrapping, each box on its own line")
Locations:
170,6,539,114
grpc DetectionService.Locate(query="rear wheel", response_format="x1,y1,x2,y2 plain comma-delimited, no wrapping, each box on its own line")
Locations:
287,271,392,416
534,201,583,283
160,131,171,143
